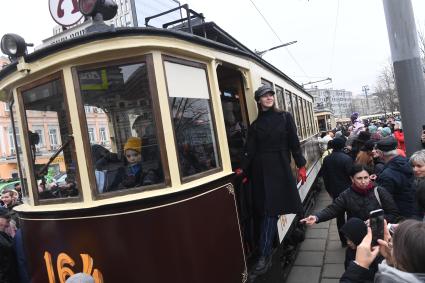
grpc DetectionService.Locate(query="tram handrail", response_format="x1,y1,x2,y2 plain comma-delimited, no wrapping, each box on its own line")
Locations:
144,4,205,34
36,136,74,177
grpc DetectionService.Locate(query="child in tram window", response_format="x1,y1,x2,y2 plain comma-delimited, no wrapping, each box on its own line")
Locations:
120,137,143,188
110,137,159,191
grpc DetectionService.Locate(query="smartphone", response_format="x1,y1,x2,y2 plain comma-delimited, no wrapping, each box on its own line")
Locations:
369,209,384,246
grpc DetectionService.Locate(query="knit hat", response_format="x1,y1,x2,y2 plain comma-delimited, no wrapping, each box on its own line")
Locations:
376,136,398,152
356,131,371,142
340,217,367,246
124,137,142,153
380,127,391,137
332,137,346,150
368,125,377,134
66,273,95,283
361,140,375,152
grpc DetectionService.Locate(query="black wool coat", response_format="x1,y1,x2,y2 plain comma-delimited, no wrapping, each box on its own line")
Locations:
242,110,306,216
322,150,353,198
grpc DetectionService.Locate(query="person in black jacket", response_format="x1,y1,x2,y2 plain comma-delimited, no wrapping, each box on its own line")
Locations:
375,137,422,219
322,137,353,246
300,164,400,226
0,209,19,283
241,85,307,276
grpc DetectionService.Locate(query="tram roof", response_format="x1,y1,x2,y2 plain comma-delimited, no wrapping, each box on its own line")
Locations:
0,22,311,98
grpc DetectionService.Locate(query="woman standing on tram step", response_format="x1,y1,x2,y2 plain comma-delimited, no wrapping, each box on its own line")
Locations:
237,84,307,276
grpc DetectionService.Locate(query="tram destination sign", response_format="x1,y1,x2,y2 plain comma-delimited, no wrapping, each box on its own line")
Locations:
49,0,83,27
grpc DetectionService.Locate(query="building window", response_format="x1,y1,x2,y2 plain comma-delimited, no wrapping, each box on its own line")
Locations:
48,128,58,148
88,128,96,143
164,59,220,179
8,127,15,153
99,127,107,144
34,129,44,147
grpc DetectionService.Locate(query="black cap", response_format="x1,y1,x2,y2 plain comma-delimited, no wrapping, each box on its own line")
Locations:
340,217,367,246
332,137,346,150
376,136,398,152
356,131,371,142
361,140,375,152
254,85,275,101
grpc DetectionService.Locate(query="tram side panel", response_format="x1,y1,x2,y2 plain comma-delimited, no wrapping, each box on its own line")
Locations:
19,179,247,283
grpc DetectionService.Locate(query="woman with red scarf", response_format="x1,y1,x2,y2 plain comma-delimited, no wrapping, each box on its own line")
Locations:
301,164,400,227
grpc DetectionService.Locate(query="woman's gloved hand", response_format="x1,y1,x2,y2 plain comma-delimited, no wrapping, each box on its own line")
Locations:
297,167,307,185
234,168,248,184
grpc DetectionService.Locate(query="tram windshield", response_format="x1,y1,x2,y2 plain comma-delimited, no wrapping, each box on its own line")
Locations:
21,78,80,200
75,60,164,194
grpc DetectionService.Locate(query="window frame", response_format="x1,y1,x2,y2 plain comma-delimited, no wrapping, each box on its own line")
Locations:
162,55,222,184
72,55,170,200
9,100,28,197
16,71,83,205
275,84,285,111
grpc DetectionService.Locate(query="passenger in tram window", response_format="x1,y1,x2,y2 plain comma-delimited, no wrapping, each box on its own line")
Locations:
238,85,307,276
111,137,158,190
179,143,206,176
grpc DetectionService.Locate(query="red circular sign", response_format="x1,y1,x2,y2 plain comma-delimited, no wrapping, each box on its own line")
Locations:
49,0,83,27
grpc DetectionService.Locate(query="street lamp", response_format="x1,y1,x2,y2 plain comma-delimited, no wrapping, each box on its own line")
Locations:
255,40,297,57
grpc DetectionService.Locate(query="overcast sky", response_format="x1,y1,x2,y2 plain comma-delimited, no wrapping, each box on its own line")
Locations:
1,0,424,96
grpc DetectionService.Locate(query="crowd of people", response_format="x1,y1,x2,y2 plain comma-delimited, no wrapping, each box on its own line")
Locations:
302,112,425,282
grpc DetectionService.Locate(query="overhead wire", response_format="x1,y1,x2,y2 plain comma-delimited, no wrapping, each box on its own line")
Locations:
329,0,340,78
247,0,310,79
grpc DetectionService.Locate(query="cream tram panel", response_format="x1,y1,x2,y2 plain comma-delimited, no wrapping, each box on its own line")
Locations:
62,67,93,203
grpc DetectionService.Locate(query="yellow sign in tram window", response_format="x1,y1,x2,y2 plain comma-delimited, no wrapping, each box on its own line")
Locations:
80,69,109,91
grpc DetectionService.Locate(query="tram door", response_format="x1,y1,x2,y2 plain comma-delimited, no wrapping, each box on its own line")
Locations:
216,65,255,253
216,65,249,169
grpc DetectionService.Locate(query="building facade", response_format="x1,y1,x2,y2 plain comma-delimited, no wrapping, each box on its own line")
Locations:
351,94,381,116
307,87,353,118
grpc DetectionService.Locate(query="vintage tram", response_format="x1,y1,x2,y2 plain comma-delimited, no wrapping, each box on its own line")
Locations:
0,4,321,283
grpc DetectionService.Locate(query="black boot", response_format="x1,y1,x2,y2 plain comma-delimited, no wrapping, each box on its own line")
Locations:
253,256,272,275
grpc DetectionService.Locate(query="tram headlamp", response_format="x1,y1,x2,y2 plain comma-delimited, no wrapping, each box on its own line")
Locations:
1,34,30,59
79,0,118,21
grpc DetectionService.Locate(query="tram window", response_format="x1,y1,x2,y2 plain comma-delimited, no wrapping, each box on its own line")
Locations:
297,97,306,139
302,99,310,137
285,90,292,115
306,101,313,136
20,78,80,201
291,93,301,138
76,61,164,194
261,78,273,87
10,102,28,197
275,85,285,111
164,60,219,179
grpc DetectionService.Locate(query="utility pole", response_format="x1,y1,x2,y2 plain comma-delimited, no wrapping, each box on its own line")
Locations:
383,0,425,155
362,85,369,115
